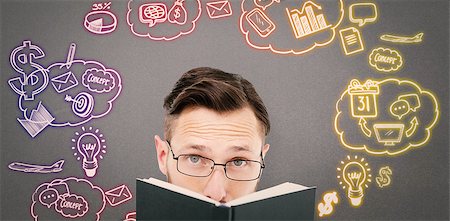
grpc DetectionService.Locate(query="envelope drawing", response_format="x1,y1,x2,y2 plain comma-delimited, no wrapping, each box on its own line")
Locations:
105,184,132,207
51,71,78,93
206,0,232,19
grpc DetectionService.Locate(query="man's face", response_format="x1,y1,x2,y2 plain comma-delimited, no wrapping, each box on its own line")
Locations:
155,106,270,203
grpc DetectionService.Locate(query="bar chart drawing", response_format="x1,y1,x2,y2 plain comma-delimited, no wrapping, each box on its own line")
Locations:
286,1,331,39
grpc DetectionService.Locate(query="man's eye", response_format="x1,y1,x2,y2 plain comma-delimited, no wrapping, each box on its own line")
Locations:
231,159,247,167
188,155,201,164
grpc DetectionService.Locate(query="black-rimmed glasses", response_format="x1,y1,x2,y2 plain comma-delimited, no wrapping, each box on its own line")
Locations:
166,141,265,181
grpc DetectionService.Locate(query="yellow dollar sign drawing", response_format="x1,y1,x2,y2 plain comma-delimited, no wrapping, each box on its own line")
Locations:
376,166,392,188
317,191,339,217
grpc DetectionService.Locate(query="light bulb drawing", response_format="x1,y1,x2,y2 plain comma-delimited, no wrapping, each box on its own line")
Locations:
72,126,106,177
337,155,371,207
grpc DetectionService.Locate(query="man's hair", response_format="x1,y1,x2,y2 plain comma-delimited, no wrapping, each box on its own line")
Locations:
163,67,270,140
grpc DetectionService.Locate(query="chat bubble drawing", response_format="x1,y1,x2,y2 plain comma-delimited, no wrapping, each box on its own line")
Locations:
369,47,403,72
139,3,167,27
398,94,421,112
334,78,439,156
127,0,201,41
390,94,421,120
349,3,378,27
39,188,60,208
390,99,410,119
31,177,106,221
240,0,344,55
55,194,89,218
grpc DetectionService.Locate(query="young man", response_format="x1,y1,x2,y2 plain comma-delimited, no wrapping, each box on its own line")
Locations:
154,67,271,203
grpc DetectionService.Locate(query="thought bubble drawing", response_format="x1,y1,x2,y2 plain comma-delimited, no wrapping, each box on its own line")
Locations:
8,41,122,137
335,78,439,156
349,3,378,27
45,48,121,127
31,177,106,221
127,0,201,41
369,47,403,72
240,0,344,55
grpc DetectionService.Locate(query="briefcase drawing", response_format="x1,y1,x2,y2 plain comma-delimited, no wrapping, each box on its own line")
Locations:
206,0,232,19
51,71,79,93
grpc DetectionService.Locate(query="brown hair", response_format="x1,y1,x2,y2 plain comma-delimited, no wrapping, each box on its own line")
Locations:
163,67,270,140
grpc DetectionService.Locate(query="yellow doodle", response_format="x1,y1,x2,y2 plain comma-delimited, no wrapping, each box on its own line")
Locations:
317,191,339,217
369,47,403,72
380,32,424,43
286,1,331,39
348,79,379,118
239,0,345,55
349,3,378,27
373,123,405,146
337,155,372,207
335,78,440,156
339,27,365,55
390,94,421,119
376,166,392,188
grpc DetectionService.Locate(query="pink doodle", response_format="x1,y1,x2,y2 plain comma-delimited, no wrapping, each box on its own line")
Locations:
127,0,202,41
31,177,106,221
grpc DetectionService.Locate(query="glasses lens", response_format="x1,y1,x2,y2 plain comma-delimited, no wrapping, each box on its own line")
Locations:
225,160,262,181
177,155,214,177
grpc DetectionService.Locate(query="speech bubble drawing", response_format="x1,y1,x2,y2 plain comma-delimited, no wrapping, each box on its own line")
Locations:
139,3,167,27
335,78,439,156
390,94,421,119
349,3,378,27
390,99,410,119
369,47,403,72
39,188,59,208
127,0,201,41
31,177,106,221
398,94,421,111
240,0,344,55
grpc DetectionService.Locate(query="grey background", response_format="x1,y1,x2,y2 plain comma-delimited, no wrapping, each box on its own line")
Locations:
1,0,448,220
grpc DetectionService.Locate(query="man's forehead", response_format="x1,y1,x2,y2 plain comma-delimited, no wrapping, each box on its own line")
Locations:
171,106,264,142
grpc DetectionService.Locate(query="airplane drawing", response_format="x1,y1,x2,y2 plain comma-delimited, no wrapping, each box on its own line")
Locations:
8,160,64,173
380,32,423,43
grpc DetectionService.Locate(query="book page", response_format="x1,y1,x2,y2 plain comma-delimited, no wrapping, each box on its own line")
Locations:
226,182,312,207
138,178,220,205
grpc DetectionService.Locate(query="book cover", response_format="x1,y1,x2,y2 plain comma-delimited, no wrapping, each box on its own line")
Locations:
137,178,316,220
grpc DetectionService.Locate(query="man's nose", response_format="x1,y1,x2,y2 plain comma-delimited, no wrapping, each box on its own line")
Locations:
202,167,227,202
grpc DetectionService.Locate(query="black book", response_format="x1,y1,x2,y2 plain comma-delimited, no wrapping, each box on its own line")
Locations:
136,178,316,220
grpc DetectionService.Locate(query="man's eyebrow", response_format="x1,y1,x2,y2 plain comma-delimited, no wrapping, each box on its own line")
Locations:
229,145,252,152
183,144,211,152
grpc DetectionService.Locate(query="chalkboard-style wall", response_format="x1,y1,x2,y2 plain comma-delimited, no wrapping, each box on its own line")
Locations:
1,0,448,220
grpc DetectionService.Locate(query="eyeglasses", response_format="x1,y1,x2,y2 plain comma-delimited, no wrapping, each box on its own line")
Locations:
166,141,265,181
